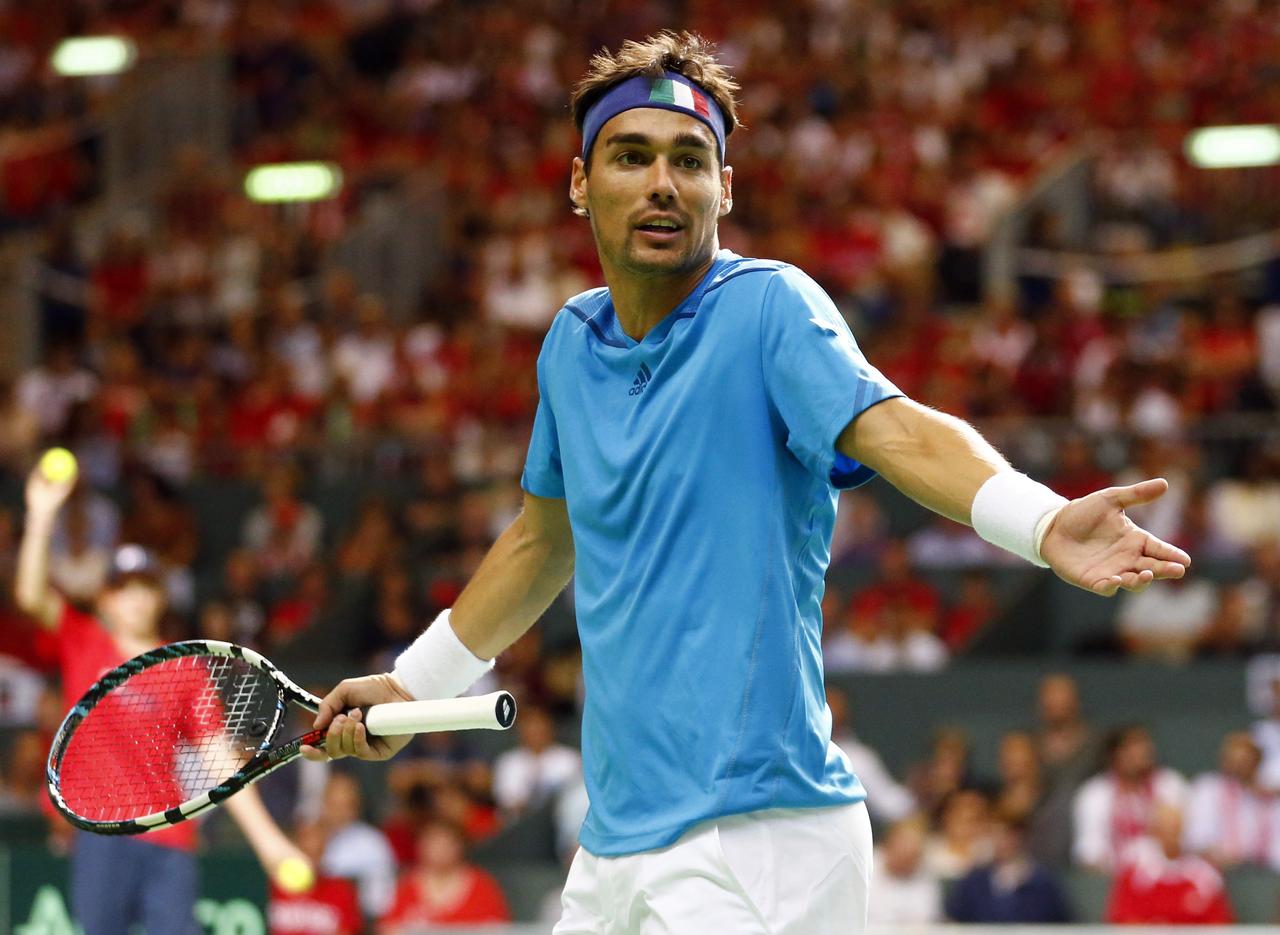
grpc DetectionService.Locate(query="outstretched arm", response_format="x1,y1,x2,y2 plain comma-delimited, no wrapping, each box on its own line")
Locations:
302,491,574,762
14,466,73,629
838,397,1189,594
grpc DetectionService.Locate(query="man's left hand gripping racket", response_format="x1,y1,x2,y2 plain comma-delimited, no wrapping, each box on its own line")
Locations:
46,640,515,834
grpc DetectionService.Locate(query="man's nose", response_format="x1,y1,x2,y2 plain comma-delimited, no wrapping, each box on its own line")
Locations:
647,160,678,202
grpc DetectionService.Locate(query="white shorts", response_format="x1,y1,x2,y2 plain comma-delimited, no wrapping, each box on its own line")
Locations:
553,801,873,935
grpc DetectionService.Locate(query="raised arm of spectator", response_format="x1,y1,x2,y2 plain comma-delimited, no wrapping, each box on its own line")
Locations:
302,490,574,762
14,465,72,629
224,783,311,884
839,397,1190,596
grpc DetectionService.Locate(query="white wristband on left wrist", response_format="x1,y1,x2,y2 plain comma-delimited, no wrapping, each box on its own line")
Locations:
971,471,1068,568
392,609,494,700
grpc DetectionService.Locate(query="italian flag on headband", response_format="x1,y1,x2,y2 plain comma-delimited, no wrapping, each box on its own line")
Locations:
649,77,711,117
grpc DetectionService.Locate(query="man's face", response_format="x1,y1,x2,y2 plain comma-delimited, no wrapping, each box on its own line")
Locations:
98,577,165,641
570,108,732,280
1114,731,1154,779
1221,735,1260,782
1038,675,1079,726
323,776,361,827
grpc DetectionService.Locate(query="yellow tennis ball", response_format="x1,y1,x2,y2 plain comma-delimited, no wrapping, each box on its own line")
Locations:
275,856,315,894
39,448,78,484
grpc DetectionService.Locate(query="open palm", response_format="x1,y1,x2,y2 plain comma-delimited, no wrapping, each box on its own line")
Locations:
1039,478,1191,596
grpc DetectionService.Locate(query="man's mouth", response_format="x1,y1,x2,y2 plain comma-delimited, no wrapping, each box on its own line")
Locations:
635,218,684,241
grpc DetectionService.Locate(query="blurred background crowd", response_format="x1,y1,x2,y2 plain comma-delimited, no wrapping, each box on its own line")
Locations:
2,0,1280,929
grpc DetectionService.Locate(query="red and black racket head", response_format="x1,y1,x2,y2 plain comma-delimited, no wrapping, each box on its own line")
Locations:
47,641,288,834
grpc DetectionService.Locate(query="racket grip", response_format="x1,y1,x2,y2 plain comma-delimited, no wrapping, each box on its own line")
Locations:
360,691,517,736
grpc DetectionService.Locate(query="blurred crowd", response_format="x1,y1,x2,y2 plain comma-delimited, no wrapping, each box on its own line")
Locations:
5,657,1279,926
0,0,1277,662
854,672,1280,925
0,0,1276,664
2,0,1280,928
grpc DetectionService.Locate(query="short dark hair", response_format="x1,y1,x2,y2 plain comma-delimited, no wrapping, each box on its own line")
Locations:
1105,724,1149,759
570,30,742,170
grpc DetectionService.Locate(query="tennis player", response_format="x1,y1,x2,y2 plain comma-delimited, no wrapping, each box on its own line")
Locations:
303,32,1192,934
16,465,307,935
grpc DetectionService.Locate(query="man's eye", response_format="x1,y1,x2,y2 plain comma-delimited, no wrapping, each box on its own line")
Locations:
618,151,643,165
679,155,703,170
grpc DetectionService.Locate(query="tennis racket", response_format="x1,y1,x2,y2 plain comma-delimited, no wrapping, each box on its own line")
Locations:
46,640,516,835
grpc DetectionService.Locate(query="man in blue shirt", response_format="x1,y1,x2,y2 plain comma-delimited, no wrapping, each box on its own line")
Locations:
947,806,1071,924
305,31,1190,934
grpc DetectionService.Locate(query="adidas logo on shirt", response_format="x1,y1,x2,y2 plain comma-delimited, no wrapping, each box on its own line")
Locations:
628,363,652,397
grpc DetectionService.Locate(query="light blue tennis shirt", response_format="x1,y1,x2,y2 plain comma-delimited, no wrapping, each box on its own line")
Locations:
521,250,902,856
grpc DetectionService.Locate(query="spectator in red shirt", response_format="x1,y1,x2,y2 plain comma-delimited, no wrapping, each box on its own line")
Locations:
1107,804,1234,925
266,563,331,648
14,463,305,935
379,816,511,932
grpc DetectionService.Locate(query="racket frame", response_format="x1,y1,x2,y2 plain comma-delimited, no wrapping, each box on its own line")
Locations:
47,640,322,835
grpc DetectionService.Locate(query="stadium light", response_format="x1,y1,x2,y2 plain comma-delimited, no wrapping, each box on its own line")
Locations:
244,162,344,203
1185,125,1280,169
50,37,138,77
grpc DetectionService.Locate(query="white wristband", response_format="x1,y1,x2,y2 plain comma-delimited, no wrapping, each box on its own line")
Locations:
392,609,494,700
971,472,1068,568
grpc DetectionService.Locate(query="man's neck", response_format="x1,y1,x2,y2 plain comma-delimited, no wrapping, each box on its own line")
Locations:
1042,719,1085,754
112,632,159,659
605,251,718,341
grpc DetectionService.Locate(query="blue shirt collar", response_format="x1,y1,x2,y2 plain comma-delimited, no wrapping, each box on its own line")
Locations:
600,249,737,347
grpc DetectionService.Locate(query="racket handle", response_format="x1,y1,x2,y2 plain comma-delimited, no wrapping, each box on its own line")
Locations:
360,691,517,736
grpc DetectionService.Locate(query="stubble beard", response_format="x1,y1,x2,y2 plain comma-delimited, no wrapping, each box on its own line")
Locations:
614,228,714,280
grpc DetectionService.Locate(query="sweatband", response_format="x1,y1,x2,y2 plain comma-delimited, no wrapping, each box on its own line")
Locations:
392,609,494,700
581,70,727,162
971,472,1068,568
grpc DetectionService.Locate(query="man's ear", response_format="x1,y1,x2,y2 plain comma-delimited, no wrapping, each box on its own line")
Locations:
570,156,589,216
719,164,733,217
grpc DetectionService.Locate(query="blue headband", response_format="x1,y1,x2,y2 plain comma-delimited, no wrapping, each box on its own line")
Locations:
580,71,727,163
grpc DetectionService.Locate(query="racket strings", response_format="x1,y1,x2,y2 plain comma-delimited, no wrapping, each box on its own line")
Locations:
58,654,279,822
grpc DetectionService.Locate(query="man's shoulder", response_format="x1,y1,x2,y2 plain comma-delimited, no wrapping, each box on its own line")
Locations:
330,821,393,853
1154,766,1189,794
1188,771,1223,794
494,744,530,767
57,602,106,641
559,284,612,322
703,252,796,296
1075,772,1110,799
542,286,612,351
719,258,847,331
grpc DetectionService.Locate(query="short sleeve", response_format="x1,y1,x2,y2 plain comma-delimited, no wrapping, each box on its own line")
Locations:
520,357,565,499
760,268,902,488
